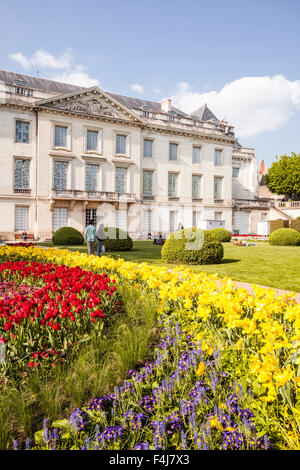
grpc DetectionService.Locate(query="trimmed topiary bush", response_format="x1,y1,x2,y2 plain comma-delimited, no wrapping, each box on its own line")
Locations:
161,228,224,265
209,228,231,242
104,227,133,252
269,228,300,246
52,227,84,246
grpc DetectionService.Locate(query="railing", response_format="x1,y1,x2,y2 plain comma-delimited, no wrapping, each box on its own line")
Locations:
233,198,274,208
14,188,31,194
276,201,300,208
51,189,137,202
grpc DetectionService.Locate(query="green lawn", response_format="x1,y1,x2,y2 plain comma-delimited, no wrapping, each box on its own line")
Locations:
37,241,300,292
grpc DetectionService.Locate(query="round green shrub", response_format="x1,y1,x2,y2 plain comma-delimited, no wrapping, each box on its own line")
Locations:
103,227,133,252
161,228,224,265
209,228,231,242
268,228,300,246
52,227,84,246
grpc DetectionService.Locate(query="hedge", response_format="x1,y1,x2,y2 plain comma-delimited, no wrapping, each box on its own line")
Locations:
103,227,133,252
52,227,84,246
209,228,231,242
268,228,300,246
161,228,224,265
270,220,289,233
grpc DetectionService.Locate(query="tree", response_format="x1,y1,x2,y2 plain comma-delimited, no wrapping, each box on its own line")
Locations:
265,153,300,200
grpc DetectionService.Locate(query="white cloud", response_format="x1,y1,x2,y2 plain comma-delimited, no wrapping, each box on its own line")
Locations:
9,49,100,87
171,75,300,137
130,83,144,94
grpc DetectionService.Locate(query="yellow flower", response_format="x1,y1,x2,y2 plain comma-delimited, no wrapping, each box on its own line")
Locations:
196,362,205,377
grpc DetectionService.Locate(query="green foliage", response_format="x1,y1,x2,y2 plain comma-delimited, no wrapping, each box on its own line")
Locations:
270,220,289,234
268,228,300,246
209,227,231,242
52,227,84,246
161,228,224,265
290,219,300,232
265,153,300,199
103,227,133,252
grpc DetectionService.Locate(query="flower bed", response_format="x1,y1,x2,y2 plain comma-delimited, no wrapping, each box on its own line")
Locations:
0,260,121,376
0,245,299,450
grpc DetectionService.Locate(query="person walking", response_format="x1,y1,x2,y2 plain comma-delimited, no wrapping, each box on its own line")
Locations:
84,219,97,256
96,223,106,256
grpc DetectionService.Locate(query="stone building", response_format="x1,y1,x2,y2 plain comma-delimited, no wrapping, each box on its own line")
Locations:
0,69,270,240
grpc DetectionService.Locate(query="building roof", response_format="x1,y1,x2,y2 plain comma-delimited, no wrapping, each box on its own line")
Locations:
190,103,218,122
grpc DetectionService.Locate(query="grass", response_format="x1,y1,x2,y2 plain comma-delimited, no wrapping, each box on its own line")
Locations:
0,282,158,449
38,240,300,292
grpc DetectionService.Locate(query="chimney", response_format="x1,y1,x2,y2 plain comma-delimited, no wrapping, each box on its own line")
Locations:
259,160,265,174
161,99,172,113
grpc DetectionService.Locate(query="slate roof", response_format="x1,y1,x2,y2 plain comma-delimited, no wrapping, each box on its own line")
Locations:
190,103,218,122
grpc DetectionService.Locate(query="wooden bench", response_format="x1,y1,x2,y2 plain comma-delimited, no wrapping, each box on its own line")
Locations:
15,233,35,241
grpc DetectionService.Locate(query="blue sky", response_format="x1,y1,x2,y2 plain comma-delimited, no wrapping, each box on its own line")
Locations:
0,0,300,166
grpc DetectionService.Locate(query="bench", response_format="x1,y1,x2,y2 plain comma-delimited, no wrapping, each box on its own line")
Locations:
15,233,35,241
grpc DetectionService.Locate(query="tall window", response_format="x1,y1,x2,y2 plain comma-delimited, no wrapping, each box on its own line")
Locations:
192,211,201,228
169,211,177,232
85,208,97,226
14,159,30,189
143,171,153,196
232,167,239,177
192,146,201,164
86,130,98,151
115,167,127,193
214,149,222,166
86,164,99,191
54,125,67,147
261,212,267,221
214,177,223,200
116,134,127,154
169,143,178,161
143,210,152,232
15,206,29,231
16,121,29,143
168,173,178,197
116,209,127,231
53,161,68,189
53,208,68,232
143,139,153,158
192,175,201,199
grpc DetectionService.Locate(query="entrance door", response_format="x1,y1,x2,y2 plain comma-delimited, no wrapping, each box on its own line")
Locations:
234,211,249,234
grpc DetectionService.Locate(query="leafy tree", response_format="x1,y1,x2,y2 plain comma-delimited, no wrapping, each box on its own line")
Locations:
265,153,300,200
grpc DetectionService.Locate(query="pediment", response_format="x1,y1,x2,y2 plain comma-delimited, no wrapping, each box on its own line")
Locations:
35,87,145,123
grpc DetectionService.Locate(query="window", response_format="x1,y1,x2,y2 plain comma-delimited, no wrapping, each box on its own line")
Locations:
232,167,239,177
86,208,97,226
86,130,98,151
193,146,201,164
214,149,222,166
14,159,30,188
54,125,67,147
192,211,201,228
116,209,127,231
192,175,201,199
168,173,178,197
143,139,153,158
116,134,127,155
214,177,223,200
143,210,152,232
169,211,177,232
16,121,29,143
53,161,68,189
169,143,178,161
115,167,127,193
143,171,153,196
214,212,222,220
15,206,29,231
53,208,68,232
261,212,267,221
86,164,99,191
